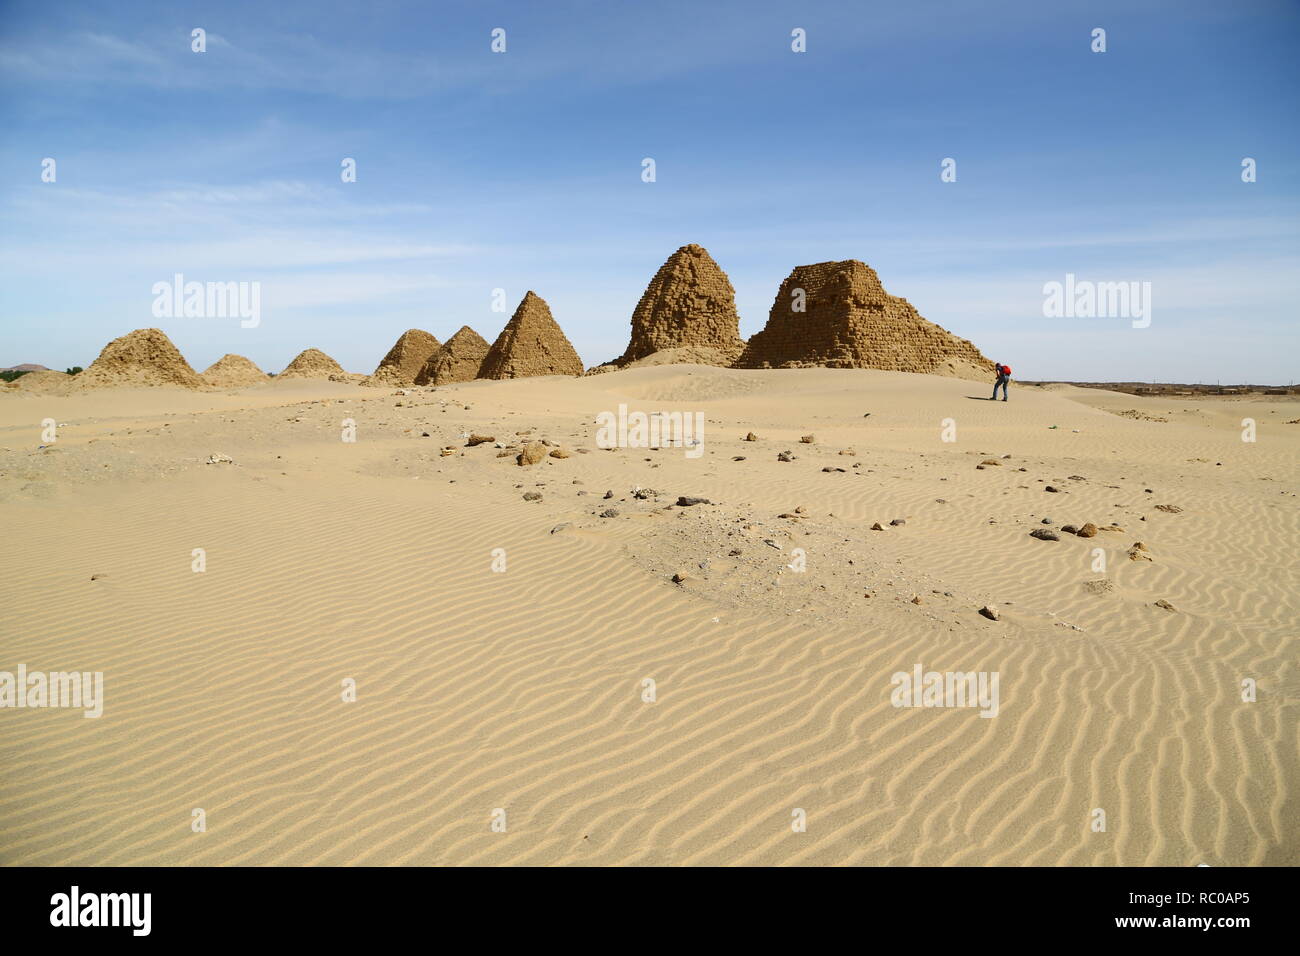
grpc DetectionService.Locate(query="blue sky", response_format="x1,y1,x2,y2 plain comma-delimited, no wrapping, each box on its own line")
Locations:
1,0,1297,382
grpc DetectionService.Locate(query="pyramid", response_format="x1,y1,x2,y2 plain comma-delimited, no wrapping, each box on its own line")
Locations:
615,244,745,366
478,292,584,379
13,370,77,395
365,329,441,387
75,328,206,389
279,348,344,379
735,260,994,380
202,354,268,387
415,326,491,385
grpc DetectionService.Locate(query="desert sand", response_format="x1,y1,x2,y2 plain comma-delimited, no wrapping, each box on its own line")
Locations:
0,366,1295,865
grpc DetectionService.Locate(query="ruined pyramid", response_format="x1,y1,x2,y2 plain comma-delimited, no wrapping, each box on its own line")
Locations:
365,329,441,387
279,348,344,379
478,292,584,379
75,328,206,389
202,354,268,387
613,244,746,367
735,260,994,380
415,326,491,385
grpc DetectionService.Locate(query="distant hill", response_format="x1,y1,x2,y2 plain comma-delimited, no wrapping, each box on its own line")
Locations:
0,363,50,372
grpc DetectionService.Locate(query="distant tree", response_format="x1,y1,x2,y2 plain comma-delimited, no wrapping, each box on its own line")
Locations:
1,370,31,383
65,366,83,375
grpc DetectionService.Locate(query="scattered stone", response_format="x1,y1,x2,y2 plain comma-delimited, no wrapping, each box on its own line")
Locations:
732,456,746,461
90,573,108,581
799,435,815,443
1076,523,1099,538
550,523,572,534
1045,485,1061,493
549,448,571,459
517,442,548,466
676,496,711,506
1061,524,1078,534
1127,542,1153,562
1083,579,1116,595
980,459,1001,466
889,518,906,526
910,595,922,605
600,508,619,518
522,491,542,502
671,572,688,584
603,490,614,499
870,522,885,531
466,434,495,446
1154,599,1176,611
205,454,233,465
822,466,846,473
777,451,795,462
743,432,758,441
1029,529,1060,541
979,605,1000,621
839,448,856,456
1154,504,1183,513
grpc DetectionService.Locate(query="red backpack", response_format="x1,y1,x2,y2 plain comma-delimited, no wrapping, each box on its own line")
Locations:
1000,364,1012,377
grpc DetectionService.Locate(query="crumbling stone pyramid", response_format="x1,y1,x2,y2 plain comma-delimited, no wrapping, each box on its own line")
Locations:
76,328,206,389
415,326,491,385
279,348,344,379
614,244,745,367
202,354,268,387
366,329,441,387
478,292,584,379
735,260,994,380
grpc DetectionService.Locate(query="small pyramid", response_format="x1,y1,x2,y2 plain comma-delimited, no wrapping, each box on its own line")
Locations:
76,328,205,389
735,260,994,381
12,370,77,394
478,292,584,379
202,354,268,387
365,329,441,387
415,326,491,385
616,244,745,366
279,348,344,379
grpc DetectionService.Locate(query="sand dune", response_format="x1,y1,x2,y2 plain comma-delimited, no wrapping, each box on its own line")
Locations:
0,367,1295,865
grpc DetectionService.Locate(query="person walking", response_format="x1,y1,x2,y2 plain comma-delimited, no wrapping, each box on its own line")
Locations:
992,362,1011,401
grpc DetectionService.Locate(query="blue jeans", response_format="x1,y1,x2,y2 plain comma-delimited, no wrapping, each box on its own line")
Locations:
992,377,1008,400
